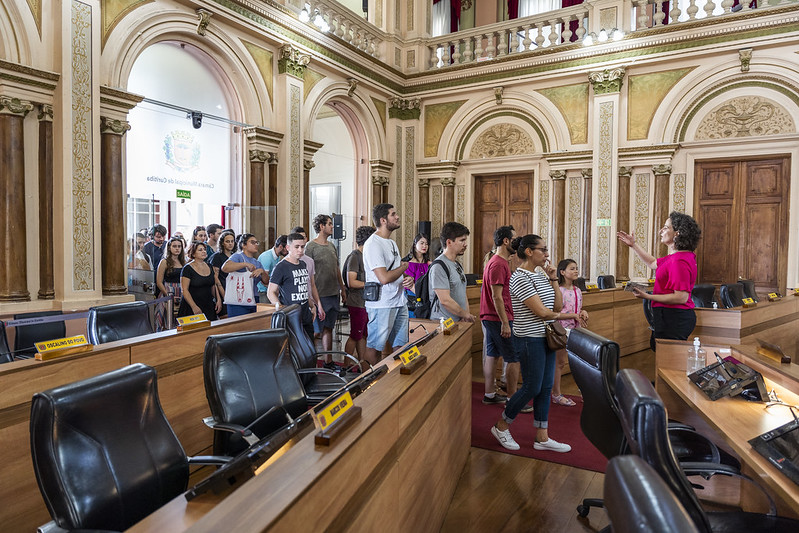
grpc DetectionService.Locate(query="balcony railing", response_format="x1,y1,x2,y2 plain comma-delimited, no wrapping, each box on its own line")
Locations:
632,0,795,30
297,0,383,60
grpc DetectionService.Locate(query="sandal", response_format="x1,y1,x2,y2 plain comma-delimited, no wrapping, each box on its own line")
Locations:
552,394,576,407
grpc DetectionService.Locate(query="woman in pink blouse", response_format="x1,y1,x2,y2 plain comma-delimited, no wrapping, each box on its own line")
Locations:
553,258,589,406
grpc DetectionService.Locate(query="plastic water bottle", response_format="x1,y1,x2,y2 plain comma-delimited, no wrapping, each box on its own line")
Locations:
712,301,719,309
687,337,706,376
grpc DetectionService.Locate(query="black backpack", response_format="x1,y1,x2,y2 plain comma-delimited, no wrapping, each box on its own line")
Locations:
412,259,449,319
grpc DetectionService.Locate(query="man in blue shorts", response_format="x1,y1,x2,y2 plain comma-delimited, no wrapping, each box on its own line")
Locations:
362,203,414,365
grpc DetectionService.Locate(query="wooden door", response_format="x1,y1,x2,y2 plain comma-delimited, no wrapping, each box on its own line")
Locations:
694,157,790,295
473,173,533,274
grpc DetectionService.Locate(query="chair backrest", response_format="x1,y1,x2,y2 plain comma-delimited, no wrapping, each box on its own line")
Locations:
30,364,188,531
642,297,654,329
738,279,758,302
691,283,716,308
597,275,616,289
719,283,745,308
575,277,587,291
691,294,703,308
13,310,66,357
604,455,700,533
0,322,12,364
203,328,308,456
271,304,317,372
614,368,711,532
566,328,625,459
87,301,154,345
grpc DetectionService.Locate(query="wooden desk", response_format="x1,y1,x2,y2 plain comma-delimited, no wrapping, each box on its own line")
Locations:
128,321,473,532
655,340,799,516
0,311,275,532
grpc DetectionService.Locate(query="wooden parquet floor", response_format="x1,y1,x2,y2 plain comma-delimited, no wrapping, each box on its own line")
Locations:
439,349,656,533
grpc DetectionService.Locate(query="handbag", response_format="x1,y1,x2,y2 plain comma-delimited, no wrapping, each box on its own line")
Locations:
363,282,382,302
545,321,568,351
224,271,256,306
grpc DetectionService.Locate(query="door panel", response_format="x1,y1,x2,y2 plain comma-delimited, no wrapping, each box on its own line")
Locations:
696,204,735,285
742,204,780,288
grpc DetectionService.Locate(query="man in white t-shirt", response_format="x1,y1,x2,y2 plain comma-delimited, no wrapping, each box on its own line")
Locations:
362,203,414,365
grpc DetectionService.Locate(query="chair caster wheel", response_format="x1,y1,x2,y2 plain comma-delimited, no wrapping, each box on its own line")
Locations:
576,504,590,518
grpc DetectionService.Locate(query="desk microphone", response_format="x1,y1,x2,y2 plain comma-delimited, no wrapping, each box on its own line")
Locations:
410,323,428,334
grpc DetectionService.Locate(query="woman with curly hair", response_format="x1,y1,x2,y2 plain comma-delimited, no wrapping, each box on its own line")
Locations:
617,211,701,351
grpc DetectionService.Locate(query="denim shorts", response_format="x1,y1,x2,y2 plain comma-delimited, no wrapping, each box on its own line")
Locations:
482,320,518,363
365,306,409,351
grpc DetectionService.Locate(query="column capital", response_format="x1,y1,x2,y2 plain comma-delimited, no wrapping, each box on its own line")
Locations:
38,103,53,122
440,176,456,187
0,96,34,116
249,149,269,163
99,116,131,135
388,96,421,120
581,168,593,179
549,169,567,180
278,44,310,78
303,159,316,171
588,67,626,95
652,164,672,176
245,126,283,153
418,178,430,188
371,175,385,186
99,86,144,122
618,166,633,178
267,152,279,165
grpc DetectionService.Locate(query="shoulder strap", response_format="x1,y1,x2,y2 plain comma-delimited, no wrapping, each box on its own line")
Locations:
429,259,452,309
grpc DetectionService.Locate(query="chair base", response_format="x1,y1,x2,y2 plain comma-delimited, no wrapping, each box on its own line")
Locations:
577,497,604,517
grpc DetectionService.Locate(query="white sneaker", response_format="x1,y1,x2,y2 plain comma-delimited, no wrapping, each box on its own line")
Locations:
533,438,572,453
491,425,520,451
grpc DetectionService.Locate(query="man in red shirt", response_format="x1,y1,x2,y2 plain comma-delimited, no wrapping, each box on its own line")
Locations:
479,226,521,405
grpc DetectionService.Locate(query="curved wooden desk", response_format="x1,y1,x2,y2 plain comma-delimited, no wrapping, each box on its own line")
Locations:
128,321,473,533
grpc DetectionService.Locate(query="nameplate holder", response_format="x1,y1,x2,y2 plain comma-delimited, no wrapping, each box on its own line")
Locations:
35,335,93,361
441,317,458,335
757,346,791,365
742,297,757,308
793,288,799,296
177,313,210,332
584,283,600,292
767,292,782,302
647,278,656,285
399,346,427,375
314,391,361,446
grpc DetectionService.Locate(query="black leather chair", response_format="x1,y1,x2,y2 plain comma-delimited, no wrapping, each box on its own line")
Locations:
719,283,745,308
567,328,740,518
597,275,616,289
203,329,309,456
692,283,717,308
738,279,758,302
30,363,227,532
271,304,364,404
13,310,65,358
86,301,154,345
0,321,13,364
615,368,799,532
576,277,588,291
605,455,699,533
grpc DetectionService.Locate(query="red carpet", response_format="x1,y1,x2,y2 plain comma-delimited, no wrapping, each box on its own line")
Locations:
470,382,608,473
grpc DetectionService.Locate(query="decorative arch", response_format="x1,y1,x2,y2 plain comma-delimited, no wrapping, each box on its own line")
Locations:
0,0,35,64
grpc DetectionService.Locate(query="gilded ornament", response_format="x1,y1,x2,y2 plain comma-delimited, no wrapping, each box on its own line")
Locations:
196,8,213,36
588,67,626,95
739,48,753,73
100,117,131,135
0,96,34,116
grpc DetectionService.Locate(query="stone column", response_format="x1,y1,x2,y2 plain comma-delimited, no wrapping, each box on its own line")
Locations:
38,104,55,299
580,168,593,279
616,166,632,282
550,170,567,264
652,164,672,258
0,96,34,301
99,117,131,295
267,153,278,246
418,178,430,221
369,160,393,209
244,126,282,249
371,175,384,207
441,176,456,224
249,149,268,254
303,139,324,230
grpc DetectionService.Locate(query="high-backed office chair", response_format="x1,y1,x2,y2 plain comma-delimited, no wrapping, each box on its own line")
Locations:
567,328,740,518
30,363,227,532
604,455,700,533
692,284,717,308
597,275,616,289
615,368,799,532
86,301,154,345
738,279,758,302
271,304,364,404
691,295,704,308
576,277,588,291
719,283,745,308
0,321,13,364
13,310,66,358
203,329,309,456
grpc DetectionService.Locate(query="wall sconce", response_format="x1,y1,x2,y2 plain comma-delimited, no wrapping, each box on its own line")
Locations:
299,3,329,32
583,28,624,47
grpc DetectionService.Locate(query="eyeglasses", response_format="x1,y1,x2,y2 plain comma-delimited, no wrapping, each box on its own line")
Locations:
248,240,259,246
532,247,548,253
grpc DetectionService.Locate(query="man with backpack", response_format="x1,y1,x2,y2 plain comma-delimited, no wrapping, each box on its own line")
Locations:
429,222,476,323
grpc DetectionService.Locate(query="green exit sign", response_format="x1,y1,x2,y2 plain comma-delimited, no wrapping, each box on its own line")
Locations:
176,189,191,199
596,218,611,227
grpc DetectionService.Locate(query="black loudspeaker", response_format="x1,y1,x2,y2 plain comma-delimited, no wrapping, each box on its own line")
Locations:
333,213,345,240
362,0,368,14
417,221,432,240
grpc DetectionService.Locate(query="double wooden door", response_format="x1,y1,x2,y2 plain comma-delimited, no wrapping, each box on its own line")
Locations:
694,156,790,295
473,173,533,274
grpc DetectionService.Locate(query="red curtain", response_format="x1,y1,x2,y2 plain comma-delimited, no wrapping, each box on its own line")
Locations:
562,0,584,42
508,0,519,19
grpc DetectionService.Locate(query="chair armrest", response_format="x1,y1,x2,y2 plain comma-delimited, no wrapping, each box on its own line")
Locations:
188,455,231,466
667,420,695,431
202,417,259,446
38,522,116,533
315,351,370,371
681,461,777,515
296,368,348,384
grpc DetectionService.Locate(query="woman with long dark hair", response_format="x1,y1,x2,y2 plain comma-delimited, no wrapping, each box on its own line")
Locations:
617,211,701,350
177,241,221,321
154,237,186,329
209,229,236,316
490,234,581,453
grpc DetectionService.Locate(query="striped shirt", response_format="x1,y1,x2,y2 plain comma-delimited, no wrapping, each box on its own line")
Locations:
509,267,555,338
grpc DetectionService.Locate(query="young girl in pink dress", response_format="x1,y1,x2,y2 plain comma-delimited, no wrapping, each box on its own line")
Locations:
552,258,589,406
